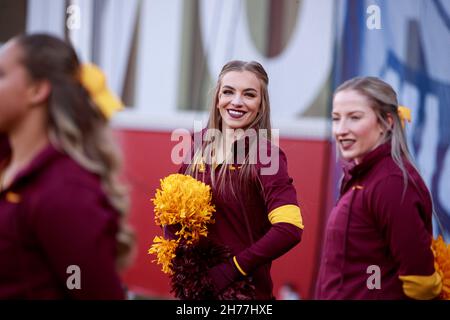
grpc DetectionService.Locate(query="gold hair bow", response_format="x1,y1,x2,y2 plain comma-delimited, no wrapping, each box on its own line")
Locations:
398,105,411,129
79,63,124,119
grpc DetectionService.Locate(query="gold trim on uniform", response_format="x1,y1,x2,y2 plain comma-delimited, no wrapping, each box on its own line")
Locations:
268,204,304,229
6,192,21,204
233,256,248,276
399,271,442,300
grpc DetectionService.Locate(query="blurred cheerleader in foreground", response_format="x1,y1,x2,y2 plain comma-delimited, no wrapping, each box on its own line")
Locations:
0,34,134,299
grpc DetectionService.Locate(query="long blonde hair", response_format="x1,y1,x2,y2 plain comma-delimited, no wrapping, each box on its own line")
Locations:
335,76,415,190
185,60,272,196
16,34,134,269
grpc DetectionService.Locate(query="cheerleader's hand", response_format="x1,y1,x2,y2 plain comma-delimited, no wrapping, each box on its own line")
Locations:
163,224,181,240
207,260,240,295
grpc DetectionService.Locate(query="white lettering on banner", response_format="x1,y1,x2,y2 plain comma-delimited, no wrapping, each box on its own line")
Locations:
199,0,334,118
59,0,334,127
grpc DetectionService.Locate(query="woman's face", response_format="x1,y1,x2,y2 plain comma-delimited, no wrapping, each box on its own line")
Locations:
332,89,385,164
0,40,33,132
217,70,261,131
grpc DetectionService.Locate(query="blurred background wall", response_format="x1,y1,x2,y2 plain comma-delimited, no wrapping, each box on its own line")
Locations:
1,0,449,299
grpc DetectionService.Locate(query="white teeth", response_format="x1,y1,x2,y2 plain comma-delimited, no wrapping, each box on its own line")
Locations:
228,110,245,116
340,140,355,147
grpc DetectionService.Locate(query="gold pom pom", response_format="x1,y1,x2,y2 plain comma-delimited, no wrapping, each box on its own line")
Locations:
152,174,215,243
148,236,178,275
432,236,450,300
149,174,215,274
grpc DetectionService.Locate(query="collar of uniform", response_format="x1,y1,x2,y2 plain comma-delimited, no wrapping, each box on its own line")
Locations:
1,142,61,192
199,127,261,165
0,134,11,163
346,142,391,178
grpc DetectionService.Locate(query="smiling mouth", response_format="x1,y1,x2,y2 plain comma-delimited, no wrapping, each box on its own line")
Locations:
227,109,247,119
339,139,356,150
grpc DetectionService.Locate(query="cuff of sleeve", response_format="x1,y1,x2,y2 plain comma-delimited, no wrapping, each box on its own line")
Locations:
233,256,248,276
399,271,442,300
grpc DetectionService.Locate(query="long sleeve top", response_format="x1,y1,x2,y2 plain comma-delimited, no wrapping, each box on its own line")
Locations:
178,135,303,299
0,140,124,299
316,142,441,299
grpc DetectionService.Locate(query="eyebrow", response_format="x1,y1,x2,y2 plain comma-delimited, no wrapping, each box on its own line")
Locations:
332,110,365,116
222,85,258,92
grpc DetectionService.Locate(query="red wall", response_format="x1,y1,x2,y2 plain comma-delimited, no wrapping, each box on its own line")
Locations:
115,129,331,299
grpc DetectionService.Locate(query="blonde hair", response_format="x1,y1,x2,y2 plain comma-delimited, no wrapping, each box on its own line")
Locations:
185,60,271,196
335,76,415,191
16,34,134,269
